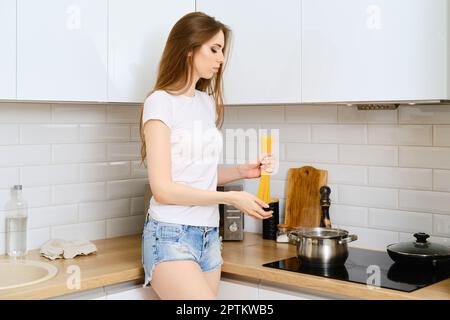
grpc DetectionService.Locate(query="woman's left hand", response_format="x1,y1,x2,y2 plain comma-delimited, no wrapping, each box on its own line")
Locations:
237,154,276,179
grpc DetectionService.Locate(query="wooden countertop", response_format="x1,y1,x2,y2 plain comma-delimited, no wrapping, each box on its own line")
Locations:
0,232,448,300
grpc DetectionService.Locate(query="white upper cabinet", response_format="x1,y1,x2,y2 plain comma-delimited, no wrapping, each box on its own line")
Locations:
196,0,302,105
17,0,108,102
302,0,450,103
108,0,194,103
0,0,16,100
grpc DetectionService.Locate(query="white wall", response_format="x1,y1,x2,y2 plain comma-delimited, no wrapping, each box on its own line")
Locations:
0,102,146,254
1,102,450,253
223,104,450,251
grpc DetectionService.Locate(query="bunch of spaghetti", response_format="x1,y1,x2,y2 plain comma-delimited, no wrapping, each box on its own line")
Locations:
256,135,272,204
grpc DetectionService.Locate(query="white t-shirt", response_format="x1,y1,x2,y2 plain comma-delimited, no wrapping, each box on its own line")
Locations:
142,89,223,227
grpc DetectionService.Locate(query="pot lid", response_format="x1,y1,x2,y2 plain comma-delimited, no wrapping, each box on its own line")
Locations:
289,227,348,239
387,233,450,257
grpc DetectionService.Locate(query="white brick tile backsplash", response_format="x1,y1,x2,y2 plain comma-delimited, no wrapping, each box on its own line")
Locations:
433,214,450,237
368,208,432,233
328,184,339,204
270,180,286,200
131,160,147,178
0,124,19,145
20,124,79,144
106,214,146,237
332,225,399,251
28,204,78,229
0,102,51,123
275,124,311,143
329,204,368,227
0,233,4,254
339,145,398,166
80,124,130,142
107,142,141,160
338,106,397,124
0,167,19,188
22,186,52,208
0,145,51,166
244,215,263,233
286,105,337,123
222,107,239,123
339,185,398,209
0,191,10,213
399,190,450,215
51,220,106,241
0,212,6,232
368,125,432,146
286,143,338,163
312,125,367,144
234,106,285,123
399,105,450,124
52,143,106,163
399,146,450,169
79,199,130,222
2,101,450,248
52,104,106,123
131,197,145,215
52,182,106,205
368,167,432,190
130,125,140,141
270,161,309,180
433,170,450,192
80,161,130,182
107,105,141,124
433,125,450,146
106,178,147,199
27,227,51,250
313,163,368,185
20,164,79,187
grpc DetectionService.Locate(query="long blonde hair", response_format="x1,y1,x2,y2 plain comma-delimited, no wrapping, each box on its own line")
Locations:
139,12,232,165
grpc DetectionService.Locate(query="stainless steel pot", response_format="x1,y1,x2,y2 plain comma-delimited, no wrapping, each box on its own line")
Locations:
288,228,358,267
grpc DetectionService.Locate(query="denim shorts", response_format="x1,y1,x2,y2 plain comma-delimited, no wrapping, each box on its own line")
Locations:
141,214,224,287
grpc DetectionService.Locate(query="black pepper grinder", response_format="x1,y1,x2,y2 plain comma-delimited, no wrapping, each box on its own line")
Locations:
320,186,332,229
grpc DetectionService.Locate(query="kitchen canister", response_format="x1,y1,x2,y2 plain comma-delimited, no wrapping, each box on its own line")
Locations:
262,198,279,240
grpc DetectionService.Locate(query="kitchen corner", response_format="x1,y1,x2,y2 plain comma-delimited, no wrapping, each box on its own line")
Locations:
1,232,448,300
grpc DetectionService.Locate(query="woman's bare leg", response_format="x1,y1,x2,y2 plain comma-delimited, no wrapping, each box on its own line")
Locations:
151,260,216,300
203,267,221,298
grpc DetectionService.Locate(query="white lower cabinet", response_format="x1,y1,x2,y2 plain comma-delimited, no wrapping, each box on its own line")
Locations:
217,276,336,300
217,278,259,300
52,277,342,300
258,280,334,300
104,280,159,300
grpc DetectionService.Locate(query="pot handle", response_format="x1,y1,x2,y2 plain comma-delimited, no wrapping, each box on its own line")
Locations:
432,257,450,267
339,234,358,245
288,232,300,242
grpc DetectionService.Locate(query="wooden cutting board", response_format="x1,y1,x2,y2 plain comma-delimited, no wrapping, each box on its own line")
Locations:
284,166,328,228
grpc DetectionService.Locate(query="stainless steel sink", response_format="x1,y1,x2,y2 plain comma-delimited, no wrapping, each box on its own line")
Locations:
0,259,58,290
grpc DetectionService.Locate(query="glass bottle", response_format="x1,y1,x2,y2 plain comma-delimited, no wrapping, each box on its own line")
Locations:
5,185,28,257
276,224,289,243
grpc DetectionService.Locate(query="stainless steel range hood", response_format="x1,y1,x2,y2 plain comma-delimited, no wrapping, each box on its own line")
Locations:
314,99,450,110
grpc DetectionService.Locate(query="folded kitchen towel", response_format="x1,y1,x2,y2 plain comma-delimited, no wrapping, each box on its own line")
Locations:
40,239,97,260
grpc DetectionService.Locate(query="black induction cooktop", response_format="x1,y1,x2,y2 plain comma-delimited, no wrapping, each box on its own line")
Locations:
262,247,450,293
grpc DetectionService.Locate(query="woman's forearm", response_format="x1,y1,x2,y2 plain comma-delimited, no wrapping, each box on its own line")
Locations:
217,166,242,185
155,181,234,206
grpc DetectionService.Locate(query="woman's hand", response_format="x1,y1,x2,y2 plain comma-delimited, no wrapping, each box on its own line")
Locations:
227,191,273,220
237,153,276,179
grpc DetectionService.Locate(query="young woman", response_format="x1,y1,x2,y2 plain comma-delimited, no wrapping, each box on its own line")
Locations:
139,12,275,300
